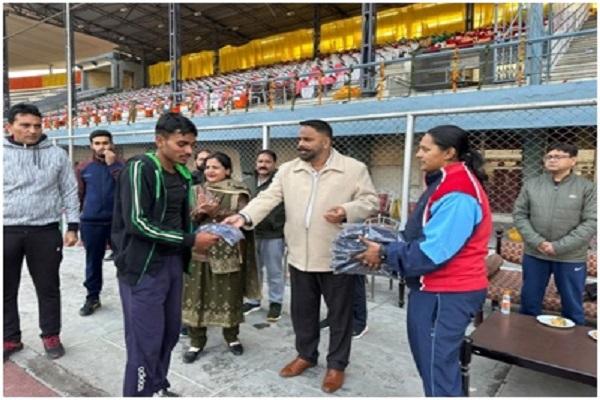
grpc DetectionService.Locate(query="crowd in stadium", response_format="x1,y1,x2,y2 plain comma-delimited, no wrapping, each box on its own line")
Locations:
40,22,517,130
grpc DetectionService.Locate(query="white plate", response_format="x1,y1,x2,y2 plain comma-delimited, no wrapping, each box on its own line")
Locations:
536,315,575,329
588,330,597,341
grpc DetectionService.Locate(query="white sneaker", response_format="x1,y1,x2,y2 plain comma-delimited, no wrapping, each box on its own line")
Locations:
352,325,369,340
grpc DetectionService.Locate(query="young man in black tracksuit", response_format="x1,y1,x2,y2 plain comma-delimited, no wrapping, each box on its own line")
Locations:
112,113,219,397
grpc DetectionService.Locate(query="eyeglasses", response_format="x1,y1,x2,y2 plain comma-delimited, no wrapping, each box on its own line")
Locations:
543,155,572,161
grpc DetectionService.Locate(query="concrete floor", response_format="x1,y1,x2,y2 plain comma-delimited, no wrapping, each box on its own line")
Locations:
6,246,597,397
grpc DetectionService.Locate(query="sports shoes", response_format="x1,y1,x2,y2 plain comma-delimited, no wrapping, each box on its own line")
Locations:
79,298,101,316
267,303,282,322
3,340,24,361
319,318,330,329
104,252,114,261
154,389,180,397
42,335,65,359
352,325,369,340
242,302,260,315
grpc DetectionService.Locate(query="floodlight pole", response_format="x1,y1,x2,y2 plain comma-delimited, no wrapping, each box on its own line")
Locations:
313,5,321,59
65,3,76,161
169,3,182,105
3,10,10,117
360,3,377,95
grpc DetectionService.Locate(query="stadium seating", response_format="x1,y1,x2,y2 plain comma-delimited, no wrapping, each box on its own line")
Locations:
41,25,508,128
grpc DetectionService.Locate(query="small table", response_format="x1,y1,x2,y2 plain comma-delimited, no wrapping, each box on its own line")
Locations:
461,312,597,395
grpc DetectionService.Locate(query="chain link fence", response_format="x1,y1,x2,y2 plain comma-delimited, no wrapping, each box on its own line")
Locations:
54,99,596,224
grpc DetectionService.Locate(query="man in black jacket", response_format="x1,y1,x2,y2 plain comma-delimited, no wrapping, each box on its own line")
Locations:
112,113,219,397
242,150,286,321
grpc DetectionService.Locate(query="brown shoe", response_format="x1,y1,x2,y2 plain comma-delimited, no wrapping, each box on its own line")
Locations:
321,368,345,393
279,357,315,377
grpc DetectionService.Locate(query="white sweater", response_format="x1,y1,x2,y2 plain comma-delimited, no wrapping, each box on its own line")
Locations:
3,136,79,227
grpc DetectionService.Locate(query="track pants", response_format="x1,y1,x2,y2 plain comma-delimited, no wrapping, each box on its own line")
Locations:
119,255,183,397
81,222,111,300
520,254,587,325
407,289,486,397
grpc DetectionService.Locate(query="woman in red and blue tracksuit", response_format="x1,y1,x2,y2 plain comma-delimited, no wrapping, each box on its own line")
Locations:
358,125,491,397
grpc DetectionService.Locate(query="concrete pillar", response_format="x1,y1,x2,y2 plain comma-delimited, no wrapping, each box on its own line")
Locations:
110,59,120,89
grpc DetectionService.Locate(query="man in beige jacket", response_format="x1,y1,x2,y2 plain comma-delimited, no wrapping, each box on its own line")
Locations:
224,119,378,393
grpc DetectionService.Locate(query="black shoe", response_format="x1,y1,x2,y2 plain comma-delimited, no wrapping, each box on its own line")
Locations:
182,347,202,364
267,303,282,322
104,252,114,261
242,302,260,315
319,318,330,329
79,299,101,316
154,388,180,397
227,341,244,356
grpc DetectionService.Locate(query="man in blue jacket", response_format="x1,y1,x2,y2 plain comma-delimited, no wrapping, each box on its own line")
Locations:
75,130,124,316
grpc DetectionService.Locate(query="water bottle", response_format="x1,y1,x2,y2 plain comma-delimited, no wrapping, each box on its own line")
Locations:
500,290,511,315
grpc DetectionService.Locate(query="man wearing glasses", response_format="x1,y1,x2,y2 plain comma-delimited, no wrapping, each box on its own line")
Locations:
513,143,596,325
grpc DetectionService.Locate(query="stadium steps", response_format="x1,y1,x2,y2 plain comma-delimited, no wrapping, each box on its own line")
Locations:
550,16,597,82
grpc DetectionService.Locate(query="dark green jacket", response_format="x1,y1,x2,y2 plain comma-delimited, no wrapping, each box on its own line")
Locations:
513,172,596,262
112,153,195,285
243,171,285,239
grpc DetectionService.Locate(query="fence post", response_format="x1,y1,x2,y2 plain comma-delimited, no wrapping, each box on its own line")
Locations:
262,125,270,150
400,114,415,230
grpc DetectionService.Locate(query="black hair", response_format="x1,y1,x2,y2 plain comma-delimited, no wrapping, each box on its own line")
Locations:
205,151,232,177
195,148,212,158
547,142,578,157
89,130,113,143
427,125,488,183
257,149,277,162
155,112,197,137
8,103,42,123
299,119,333,138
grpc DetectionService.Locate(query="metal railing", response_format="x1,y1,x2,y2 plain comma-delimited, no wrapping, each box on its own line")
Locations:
50,98,597,228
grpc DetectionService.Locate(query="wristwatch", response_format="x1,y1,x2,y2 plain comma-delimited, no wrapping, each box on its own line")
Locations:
378,244,387,262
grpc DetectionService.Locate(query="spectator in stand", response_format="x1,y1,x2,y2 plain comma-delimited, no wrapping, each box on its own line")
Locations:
513,143,596,325
126,100,138,125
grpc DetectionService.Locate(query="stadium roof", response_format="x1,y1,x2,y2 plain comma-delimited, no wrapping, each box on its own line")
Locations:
5,3,403,68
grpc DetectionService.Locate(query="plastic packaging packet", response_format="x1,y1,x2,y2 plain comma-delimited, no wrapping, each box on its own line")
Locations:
196,223,245,246
331,223,400,277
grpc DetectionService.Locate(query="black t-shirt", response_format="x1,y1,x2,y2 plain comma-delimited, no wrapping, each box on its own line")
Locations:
157,170,187,255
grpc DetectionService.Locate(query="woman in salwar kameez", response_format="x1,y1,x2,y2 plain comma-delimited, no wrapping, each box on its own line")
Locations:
182,152,261,362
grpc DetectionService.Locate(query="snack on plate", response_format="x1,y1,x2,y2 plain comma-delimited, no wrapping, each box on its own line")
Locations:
549,317,567,327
